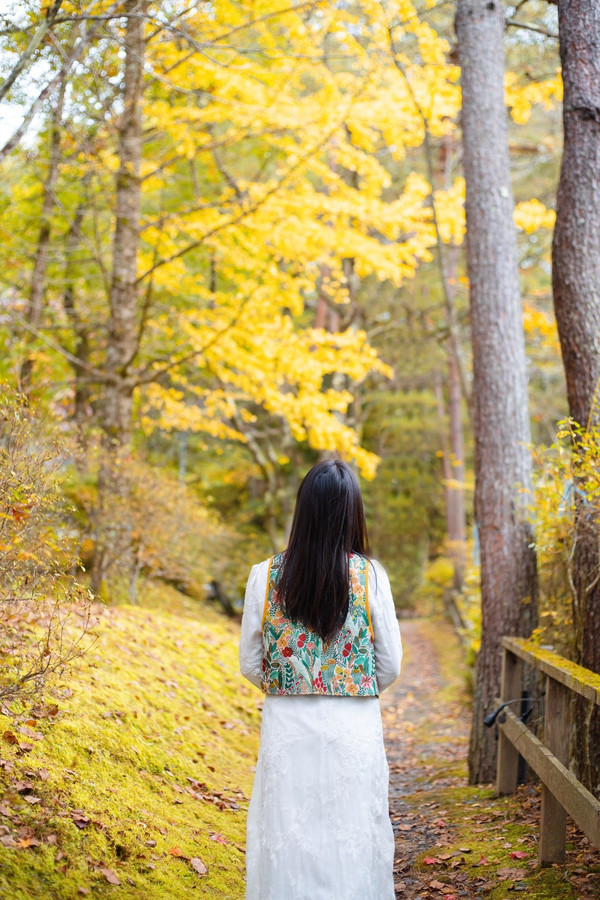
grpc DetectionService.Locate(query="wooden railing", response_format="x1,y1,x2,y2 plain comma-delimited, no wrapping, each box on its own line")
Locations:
496,636,600,865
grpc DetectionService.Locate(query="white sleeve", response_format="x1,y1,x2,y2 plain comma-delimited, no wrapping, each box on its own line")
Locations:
239,560,269,690
369,558,402,692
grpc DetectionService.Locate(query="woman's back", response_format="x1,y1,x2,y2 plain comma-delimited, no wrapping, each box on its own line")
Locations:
239,460,402,900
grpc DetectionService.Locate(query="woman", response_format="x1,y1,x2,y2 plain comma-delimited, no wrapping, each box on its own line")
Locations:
239,459,402,900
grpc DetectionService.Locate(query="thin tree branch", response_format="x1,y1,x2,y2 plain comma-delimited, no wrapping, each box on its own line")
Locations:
0,0,64,103
7,309,112,383
506,19,558,39
0,1,125,161
131,293,253,386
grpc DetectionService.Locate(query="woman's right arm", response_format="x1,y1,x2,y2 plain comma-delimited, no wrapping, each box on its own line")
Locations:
238,561,268,689
369,559,402,692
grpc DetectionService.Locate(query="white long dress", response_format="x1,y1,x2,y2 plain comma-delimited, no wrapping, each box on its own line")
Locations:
239,557,403,900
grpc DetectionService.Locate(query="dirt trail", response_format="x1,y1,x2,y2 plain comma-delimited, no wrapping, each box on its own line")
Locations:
382,618,472,899
381,618,600,900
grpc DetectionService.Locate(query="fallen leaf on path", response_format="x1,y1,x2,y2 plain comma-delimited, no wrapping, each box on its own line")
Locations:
497,867,527,880
190,857,207,876
13,781,34,792
430,879,447,890
100,868,120,885
71,812,90,828
16,835,41,847
509,850,528,859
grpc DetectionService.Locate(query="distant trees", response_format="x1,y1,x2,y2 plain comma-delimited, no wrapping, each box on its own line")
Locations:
456,0,538,783
0,1,565,612
551,0,600,791
2,2,455,591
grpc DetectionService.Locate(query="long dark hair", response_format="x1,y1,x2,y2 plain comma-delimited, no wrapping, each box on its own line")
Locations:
278,459,370,642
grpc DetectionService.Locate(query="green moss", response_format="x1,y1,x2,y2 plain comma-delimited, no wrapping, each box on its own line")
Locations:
518,638,600,696
0,582,261,899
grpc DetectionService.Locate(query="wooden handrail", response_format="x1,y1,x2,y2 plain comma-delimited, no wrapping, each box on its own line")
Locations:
502,636,600,706
496,637,600,866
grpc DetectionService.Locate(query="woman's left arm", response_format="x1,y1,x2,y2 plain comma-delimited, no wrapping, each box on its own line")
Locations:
368,559,403,692
239,561,268,689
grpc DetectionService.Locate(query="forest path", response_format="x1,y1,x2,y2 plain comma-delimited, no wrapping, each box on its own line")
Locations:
382,617,475,899
381,619,600,900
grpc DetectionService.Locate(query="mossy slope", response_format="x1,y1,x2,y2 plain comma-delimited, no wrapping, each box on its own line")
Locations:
0,585,261,899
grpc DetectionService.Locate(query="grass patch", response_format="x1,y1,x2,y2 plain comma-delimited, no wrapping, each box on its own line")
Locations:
0,582,261,899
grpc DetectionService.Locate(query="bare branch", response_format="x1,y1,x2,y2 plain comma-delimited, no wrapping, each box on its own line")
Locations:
506,18,558,39
0,0,127,161
0,0,64,104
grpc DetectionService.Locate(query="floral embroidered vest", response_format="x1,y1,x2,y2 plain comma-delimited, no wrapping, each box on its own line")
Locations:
260,552,378,696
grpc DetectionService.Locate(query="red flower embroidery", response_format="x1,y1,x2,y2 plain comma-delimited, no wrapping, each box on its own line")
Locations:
313,672,326,692
297,632,307,648
342,641,352,658
282,647,293,658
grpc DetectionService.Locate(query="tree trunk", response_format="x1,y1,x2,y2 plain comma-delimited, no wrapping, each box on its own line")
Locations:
434,367,466,607
552,0,600,794
456,0,538,783
442,241,467,592
20,78,66,392
447,347,466,591
62,202,92,439
91,0,145,595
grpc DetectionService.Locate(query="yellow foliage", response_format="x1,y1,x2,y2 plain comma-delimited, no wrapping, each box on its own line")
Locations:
522,303,560,352
434,177,466,245
514,198,556,233
505,70,563,125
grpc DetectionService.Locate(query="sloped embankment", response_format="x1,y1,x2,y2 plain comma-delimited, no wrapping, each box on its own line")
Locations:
0,586,261,899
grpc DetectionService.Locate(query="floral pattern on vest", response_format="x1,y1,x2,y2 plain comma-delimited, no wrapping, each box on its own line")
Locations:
261,552,378,696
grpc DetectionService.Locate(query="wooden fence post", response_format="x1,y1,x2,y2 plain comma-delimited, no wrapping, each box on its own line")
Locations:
539,675,571,865
497,647,522,795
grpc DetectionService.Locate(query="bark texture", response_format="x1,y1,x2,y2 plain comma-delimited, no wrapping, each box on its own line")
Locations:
456,0,538,783
552,0,600,794
92,0,145,594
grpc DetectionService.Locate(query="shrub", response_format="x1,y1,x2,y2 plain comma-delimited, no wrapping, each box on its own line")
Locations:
0,387,92,704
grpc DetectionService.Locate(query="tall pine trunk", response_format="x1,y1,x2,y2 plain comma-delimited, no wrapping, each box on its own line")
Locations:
91,0,145,595
456,0,538,783
552,0,600,794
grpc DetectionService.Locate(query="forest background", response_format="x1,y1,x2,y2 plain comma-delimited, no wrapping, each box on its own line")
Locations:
0,0,586,778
